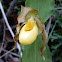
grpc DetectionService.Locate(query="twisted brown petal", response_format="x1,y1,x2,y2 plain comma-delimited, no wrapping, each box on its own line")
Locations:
40,29,48,60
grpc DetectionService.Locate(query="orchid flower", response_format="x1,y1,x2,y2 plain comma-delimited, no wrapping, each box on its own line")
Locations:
14,6,48,60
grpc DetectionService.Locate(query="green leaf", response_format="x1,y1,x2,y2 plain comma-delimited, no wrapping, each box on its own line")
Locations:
54,7,62,10
22,34,52,62
26,0,54,23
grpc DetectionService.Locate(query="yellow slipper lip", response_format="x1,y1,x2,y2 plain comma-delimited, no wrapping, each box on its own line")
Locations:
19,21,38,45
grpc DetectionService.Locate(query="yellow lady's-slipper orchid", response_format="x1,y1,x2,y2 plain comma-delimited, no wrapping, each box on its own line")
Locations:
19,17,38,45
14,6,48,60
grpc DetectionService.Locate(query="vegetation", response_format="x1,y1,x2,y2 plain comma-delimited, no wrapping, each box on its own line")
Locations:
0,0,62,62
